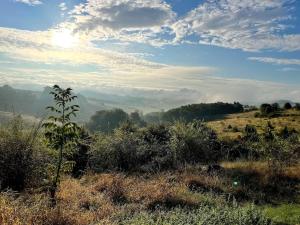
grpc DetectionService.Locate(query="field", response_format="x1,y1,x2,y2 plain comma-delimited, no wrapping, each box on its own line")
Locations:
1,161,299,225
208,109,300,140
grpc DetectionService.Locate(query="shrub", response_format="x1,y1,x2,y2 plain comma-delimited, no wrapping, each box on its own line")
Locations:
89,121,221,172
260,103,280,117
170,121,221,165
89,122,174,172
68,128,91,178
0,117,47,191
254,112,261,118
243,124,259,142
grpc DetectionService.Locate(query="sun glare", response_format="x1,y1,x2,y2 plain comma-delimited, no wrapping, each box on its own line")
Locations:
51,29,78,48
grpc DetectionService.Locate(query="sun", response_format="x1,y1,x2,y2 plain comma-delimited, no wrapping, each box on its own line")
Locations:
51,29,78,48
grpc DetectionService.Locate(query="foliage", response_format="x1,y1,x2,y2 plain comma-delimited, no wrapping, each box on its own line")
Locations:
0,116,47,191
162,102,243,122
243,124,259,142
87,108,129,133
260,103,281,117
89,121,222,172
129,111,147,127
170,121,221,164
89,122,174,172
43,85,80,201
283,102,292,110
67,127,91,178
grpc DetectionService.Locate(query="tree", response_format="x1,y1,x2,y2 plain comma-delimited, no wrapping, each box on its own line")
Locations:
87,109,128,133
260,103,272,115
271,103,280,111
283,102,292,110
43,85,80,204
129,111,146,127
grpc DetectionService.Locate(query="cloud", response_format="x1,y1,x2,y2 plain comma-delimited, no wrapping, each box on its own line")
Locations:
173,0,300,52
15,0,42,5
63,0,176,46
57,0,300,50
0,25,298,105
249,57,300,65
280,67,299,72
1,66,300,106
59,2,67,11
71,0,175,30
0,26,214,81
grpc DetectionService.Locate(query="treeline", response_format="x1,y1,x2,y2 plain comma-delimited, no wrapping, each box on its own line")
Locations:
161,102,244,122
87,102,244,133
87,109,146,133
258,102,300,117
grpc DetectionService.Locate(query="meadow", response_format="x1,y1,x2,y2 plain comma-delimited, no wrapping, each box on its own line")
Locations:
208,109,300,140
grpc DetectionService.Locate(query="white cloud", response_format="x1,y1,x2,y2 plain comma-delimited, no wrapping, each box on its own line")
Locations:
280,67,299,72
0,26,299,105
173,0,300,52
59,2,67,11
64,0,176,46
249,57,300,65
71,0,175,30
1,67,300,105
15,0,42,6
0,27,214,80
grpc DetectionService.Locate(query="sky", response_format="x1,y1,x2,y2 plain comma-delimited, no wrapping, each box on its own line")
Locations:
0,0,300,104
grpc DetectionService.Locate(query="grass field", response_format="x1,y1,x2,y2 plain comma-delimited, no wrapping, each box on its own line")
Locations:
207,109,300,140
0,162,299,224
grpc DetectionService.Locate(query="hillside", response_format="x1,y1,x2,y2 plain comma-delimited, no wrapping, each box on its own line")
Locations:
0,85,107,122
0,111,40,125
207,109,300,139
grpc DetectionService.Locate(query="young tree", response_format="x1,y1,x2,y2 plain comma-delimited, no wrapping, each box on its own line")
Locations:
43,85,80,203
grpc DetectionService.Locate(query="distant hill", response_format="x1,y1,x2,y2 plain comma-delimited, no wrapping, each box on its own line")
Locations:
0,111,40,125
0,85,106,122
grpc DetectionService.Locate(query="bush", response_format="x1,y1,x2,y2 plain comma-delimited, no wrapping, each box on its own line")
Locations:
89,122,174,172
89,121,221,172
243,124,259,142
0,117,48,191
170,121,221,165
260,103,280,117
68,128,91,178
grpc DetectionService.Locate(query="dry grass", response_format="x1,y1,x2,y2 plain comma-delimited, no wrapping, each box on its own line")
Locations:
207,109,300,140
0,162,299,224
